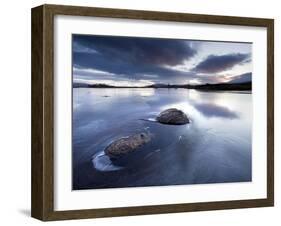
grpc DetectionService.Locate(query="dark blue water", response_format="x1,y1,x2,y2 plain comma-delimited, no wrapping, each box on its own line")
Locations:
72,88,252,190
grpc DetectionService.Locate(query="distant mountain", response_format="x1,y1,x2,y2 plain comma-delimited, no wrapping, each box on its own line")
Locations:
88,83,115,88
73,83,115,88
188,81,252,91
148,82,251,90
146,83,189,88
228,72,252,84
73,81,251,91
73,83,90,88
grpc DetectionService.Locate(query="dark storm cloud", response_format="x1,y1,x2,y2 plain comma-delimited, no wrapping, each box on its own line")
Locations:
72,35,198,82
73,35,197,66
73,52,198,81
193,53,250,73
72,35,252,85
228,72,252,83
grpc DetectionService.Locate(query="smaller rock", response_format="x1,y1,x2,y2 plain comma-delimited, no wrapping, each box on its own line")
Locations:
104,133,151,159
156,108,189,125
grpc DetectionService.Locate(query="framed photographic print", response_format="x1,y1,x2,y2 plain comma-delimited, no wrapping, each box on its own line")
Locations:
31,4,274,221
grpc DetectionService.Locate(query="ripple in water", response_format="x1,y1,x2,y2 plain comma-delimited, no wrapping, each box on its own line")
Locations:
92,151,124,172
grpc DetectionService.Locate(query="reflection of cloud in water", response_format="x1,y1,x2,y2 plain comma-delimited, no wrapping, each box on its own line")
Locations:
193,103,239,119
188,90,221,103
139,88,155,97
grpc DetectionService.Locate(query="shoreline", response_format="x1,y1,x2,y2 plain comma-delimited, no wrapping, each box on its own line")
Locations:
73,87,252,92
73,82,252,91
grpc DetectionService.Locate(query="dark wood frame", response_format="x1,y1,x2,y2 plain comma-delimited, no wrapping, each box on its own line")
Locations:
31,4,274,221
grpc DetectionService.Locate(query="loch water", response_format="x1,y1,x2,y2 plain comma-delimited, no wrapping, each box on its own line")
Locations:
72,88,252,190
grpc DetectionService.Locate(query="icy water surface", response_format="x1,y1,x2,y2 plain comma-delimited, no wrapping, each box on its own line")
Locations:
72,88,252,190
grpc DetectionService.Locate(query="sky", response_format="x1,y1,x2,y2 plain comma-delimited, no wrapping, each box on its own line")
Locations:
72,34,252,86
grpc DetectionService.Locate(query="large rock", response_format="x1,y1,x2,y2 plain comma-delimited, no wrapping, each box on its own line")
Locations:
104,133,151,159
156,108,189,125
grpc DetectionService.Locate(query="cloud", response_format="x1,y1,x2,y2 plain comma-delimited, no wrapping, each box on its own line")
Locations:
72,35,252,85
73,66,127,82
193,103,239,119
72,35,201,83
193,53,250,73
72,41,99,54
227,72,252,83
72,52,197,84
73,35,197,67
73,67,116,76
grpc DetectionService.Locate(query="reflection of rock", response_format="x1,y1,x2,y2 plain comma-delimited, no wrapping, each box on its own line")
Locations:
156,108,189,125
104,133,151,159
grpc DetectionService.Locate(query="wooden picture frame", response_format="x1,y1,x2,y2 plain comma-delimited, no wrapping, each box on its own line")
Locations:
31,4,274,221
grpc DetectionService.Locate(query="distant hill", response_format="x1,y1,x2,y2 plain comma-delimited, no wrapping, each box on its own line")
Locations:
146,83,189,88
73,83,115,88
148,82,252,90
188,81,251,91
227,72,252,84
73,83,90,88
73,81,251,91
